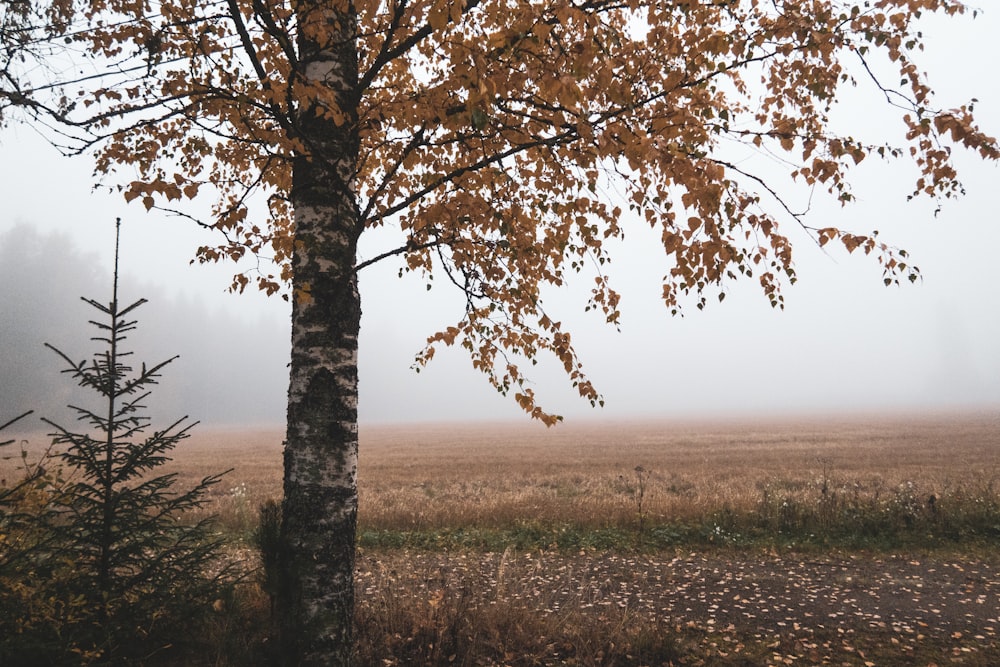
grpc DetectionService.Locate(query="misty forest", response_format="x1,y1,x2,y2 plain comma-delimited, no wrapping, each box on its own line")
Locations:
0,225,289,426
3,0,1000,665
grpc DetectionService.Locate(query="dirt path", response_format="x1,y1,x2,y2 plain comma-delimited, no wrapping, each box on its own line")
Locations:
647,553,998,635
358,549,1000,664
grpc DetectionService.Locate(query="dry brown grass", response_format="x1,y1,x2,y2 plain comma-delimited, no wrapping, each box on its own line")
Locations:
354,413,1000,532
7,411,998,537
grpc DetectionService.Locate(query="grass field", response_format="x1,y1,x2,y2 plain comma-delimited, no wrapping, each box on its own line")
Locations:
5,411,1000,665
160,412,1000,547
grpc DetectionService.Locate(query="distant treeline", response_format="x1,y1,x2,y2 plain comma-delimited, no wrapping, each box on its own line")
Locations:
0,224,288,428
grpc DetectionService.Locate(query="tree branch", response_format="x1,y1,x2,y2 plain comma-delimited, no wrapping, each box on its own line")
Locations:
354,237,448,272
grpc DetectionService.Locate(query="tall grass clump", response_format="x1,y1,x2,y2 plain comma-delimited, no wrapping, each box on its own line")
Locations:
0,222,233,665
704,469,1000,550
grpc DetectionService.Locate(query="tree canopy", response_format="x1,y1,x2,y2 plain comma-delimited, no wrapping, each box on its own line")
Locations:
4,0,995,422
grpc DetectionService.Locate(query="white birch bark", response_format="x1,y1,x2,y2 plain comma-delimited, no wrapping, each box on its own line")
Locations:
279,2,361,664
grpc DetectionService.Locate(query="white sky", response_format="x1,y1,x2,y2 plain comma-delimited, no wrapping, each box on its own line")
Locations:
1,8,998,425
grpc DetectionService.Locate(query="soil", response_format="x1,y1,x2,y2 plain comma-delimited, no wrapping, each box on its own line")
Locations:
358,549,1000,664
642,552,998,637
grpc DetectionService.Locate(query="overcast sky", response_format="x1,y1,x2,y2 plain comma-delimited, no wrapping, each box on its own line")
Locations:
1,9,998,426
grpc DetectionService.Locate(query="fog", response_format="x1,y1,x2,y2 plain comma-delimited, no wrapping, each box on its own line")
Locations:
0,225,289,427
1,10,999,428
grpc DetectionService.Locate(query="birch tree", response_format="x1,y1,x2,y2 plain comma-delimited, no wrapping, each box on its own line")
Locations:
3,0,997,663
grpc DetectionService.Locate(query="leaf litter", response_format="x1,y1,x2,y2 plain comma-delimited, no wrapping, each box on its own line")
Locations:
356,549,1000,664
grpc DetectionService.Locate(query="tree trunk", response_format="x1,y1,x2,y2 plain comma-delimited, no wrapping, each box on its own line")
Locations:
279,2,361,664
